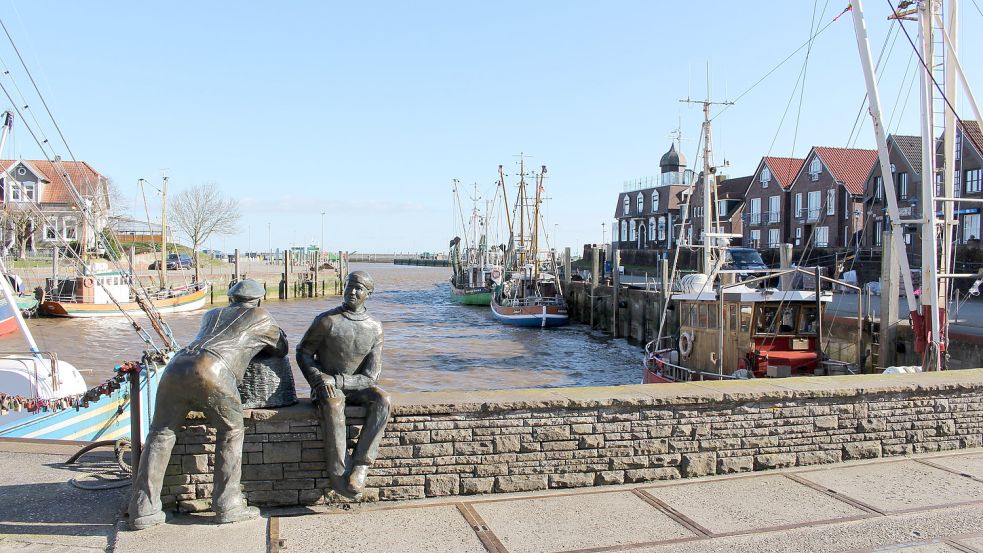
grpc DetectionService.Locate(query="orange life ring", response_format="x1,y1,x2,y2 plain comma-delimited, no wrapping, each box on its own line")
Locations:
82,277,95,288
491,268,502,280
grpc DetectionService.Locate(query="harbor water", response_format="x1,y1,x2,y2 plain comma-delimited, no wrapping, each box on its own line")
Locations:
3,264,641,394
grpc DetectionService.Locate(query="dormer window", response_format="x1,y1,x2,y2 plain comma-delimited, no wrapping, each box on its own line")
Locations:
809,158,822,181
622,195,629,216
10,180,36,202
636,193,644,213
760,166,771,188
651,190,660,211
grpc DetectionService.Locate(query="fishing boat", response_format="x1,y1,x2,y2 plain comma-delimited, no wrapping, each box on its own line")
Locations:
449,181,503,305
490,159,569,327
0,107,170,444
39,268,208,318
0,256,165,441
38,171,209,318
643,97,861,383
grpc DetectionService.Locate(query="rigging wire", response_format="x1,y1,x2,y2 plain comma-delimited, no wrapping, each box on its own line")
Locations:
710,4,853,123
792,0,830,156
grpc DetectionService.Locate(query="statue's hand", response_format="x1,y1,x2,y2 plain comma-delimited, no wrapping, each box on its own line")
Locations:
313,381,338,401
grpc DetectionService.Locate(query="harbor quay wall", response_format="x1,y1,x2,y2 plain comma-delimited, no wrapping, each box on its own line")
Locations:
161,370,983,509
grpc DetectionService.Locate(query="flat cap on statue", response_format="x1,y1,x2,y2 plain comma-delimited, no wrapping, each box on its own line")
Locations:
228,279,265,301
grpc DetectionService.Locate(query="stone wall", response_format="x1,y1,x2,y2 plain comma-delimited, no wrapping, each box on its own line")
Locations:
162,370,983,509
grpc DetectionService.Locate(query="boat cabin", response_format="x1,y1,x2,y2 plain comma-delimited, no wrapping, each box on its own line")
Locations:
673,286,828,378
46,271,132,305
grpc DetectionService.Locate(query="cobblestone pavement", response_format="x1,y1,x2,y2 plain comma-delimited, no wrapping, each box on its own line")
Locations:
1,441,982,553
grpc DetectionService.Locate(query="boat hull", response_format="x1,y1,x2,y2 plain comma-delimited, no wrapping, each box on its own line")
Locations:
490,300,569,327
40,286,208,318
450,287,492,305
0,364,162,442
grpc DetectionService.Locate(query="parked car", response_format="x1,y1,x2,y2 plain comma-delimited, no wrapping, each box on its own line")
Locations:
148,253,194,270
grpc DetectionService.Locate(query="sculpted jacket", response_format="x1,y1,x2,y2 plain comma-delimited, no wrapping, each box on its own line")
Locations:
296,307,384,393
182,304,287,380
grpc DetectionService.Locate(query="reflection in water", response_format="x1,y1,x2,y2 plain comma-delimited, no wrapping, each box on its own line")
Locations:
3,264,641,394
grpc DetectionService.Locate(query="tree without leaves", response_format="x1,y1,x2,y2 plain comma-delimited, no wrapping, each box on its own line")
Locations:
0,203,36,259
169,183,240,278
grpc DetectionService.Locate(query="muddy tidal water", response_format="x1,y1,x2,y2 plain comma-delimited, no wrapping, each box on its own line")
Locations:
4,264,642,394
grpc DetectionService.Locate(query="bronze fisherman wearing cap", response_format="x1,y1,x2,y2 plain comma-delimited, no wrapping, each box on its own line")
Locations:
128,279,287,530
297,271,391,499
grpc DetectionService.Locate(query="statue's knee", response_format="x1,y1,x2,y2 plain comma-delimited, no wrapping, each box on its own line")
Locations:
375,389,392,415
326,396,346,413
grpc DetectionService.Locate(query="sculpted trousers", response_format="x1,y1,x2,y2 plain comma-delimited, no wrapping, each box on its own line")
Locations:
129,355,248,519
316,385,392,477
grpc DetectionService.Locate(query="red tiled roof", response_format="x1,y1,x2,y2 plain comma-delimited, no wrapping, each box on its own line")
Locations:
0,159,105,204
963,120,983,156
762,157,804,190
812,147,878,195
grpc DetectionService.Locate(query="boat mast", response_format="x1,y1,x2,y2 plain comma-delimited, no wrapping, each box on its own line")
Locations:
0,113,41,356
917,0,943,370
681,87,732,274
532,166,546,276
940,0,958,363
160,172,168,290
517,156,527,268
849,0,919,310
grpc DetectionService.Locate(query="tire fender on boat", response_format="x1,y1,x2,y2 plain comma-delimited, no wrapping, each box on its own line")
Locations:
82,277,95,288
679,331,694,359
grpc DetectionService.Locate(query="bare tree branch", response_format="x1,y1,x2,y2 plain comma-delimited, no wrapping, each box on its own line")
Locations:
0,203,36,259
169,182,240,270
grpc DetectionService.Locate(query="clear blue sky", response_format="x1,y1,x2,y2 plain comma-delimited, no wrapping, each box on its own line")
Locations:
1,1,980,254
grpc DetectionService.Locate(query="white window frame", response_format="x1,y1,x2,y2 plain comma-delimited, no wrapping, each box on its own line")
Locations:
651,190,660,211
815,226,829,247
827,188,835,216
808,191,821,221
873,219,883,245
760,166,771,188
749,198,761,225
874,176,883,201
966,169,982,194
622,195,629,216
768,195,780,224
768,228,780,248
648,217,655,240
795,193,803,218
898,172,909,200
636,193,644,214
620,220,627,241
657,217,666,241
43,221,57,242
750,229,761,247
963,213,981,243
809,157,822,181
62,217,78,241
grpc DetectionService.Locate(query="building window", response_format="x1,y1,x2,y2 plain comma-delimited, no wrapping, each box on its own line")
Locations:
620,220,627,241
874,219,883,245
750,198,761,225
761,166,771,188
44,222,57,241
648,217,655,241
795,193,803,218
936,172,944,196
651,190,660,211
964,214,981,243
809,157,822,181
769,196,780,224
63,218,78,240
768,228,780,248
657,217,666,241
636,193,644,214
897,172,909,200
815,226,829,247
629,222,636,242
622,195,629,216
827,188,835,216
808,191,821,221
874,176,883,201
966,169,982,194
750,229,761,247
